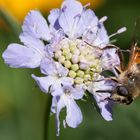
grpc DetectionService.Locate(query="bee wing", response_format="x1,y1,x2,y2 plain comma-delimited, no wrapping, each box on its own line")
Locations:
128,45,140,70
133,17,140,45
128,17,140,70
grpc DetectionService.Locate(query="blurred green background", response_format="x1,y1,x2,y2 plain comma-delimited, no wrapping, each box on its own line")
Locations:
0,0,140,140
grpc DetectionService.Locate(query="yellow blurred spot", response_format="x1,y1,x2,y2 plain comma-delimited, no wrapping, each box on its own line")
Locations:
0,0,104,22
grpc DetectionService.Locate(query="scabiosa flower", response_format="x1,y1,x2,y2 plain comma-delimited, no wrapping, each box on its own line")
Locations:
2,0,127,136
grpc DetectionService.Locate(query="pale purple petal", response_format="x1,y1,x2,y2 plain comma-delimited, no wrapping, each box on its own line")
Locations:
49,28,65,44
19,33,45,53
71,87,85,100
92,80,114,121
2,44,43,68
22,10,51,41
81,9,98,37
59,0,83,38
89,79,116,121
55,62,69,77
64,96,83,128
55,96,65,136
82,12,109,48
51,96,57,113
51,80,64,96
94,96,113,121
32,74,56,93
40,58,58,75
40,59,68,76
82,9,98,29
101,47,120,70
92,23,109,48
48,9,61,29
61,77,74,87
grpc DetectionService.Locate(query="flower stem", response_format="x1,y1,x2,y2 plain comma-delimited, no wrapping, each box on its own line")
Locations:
44,95,52,140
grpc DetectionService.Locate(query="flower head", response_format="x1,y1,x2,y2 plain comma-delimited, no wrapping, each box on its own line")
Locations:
2,0,127,136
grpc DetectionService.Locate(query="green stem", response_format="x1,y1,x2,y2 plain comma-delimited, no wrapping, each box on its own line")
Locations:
44,95,52,140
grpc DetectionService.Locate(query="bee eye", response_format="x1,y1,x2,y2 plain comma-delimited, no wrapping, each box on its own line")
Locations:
117,86,129,96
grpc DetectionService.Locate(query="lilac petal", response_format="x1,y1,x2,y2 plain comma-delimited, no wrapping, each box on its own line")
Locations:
51,96,57,113
40,58,57,75
101,47,120,70
61,77,74,87
48,9,61,29
2,44,43,68
55,62,69,77
82,11,109,48
71,87,85,100
49,28,65,44
32,74,56,93
55,97,65,136
92,23,109,48
59,0,83,38
82,10,99,44
64,96,83,128
91,79,116,121
81,9,98,37
94,96,113,121
51,80,64,96
82,9,98,29
19,33,45,53
22,10,51,41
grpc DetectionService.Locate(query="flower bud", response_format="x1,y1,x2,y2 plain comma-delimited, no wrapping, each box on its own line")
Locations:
71,64,79,71
65,53,72,60
74,77,84,84
68,70,76,78
84,74,91,81
71,55,79,64
54,50,62,59
64,60,72,68
58,56,65,64
77,70,84,78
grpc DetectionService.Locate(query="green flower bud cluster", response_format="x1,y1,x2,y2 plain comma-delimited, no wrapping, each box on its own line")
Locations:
53,39,102,85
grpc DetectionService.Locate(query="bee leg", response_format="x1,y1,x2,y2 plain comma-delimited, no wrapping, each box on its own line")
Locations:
96,90,113,93
120,49,130,53
111,66,122,77
93,77,118,83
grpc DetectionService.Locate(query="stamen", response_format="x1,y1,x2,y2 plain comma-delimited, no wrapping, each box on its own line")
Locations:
109,27,127,38
117,27,127,34
99,16,108,23
97,27,127,46
83,3,91,9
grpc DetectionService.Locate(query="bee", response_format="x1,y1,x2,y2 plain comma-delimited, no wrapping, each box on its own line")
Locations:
108,17,140,105
109,42,140,104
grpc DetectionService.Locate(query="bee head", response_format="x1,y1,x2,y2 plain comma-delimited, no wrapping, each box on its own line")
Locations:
109,86,133,105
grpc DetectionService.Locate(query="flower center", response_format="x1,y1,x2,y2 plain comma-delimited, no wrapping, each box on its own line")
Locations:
53,38,102,85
